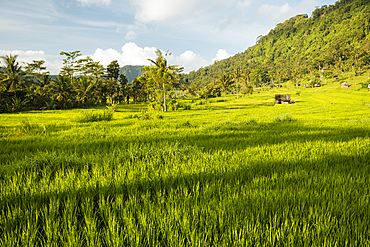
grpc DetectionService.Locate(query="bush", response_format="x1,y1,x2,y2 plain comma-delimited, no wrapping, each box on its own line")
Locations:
182,104,191,110
76,110,113,123
274,114,295,122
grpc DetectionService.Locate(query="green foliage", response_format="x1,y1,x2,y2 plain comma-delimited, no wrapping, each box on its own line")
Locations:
142,49,184,112
75,110,114,123
187,0,370,89
107,60,120,81
274,114,296,122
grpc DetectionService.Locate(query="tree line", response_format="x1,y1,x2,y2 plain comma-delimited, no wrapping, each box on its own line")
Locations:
0,51,132,113
0,49,255,113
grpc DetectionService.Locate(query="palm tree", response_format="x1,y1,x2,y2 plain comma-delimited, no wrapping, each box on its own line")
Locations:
48,75,74,109
233,67,242,98
218,73,232,100
0,54,25,97
144,50,183,112
73,76,95,107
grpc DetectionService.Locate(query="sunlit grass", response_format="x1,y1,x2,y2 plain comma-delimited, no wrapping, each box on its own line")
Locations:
0,79,369,245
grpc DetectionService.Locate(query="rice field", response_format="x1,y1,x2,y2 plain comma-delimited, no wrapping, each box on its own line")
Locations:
1,80,370,246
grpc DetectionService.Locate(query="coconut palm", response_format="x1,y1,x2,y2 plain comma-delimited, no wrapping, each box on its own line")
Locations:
144,50,183,111
73,76,96,107
233,67,242,98
0,54,25,97
48,75,74,109
218,73,232,100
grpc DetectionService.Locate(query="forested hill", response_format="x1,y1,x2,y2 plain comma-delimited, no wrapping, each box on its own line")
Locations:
119,65,144,83
187,0,370,86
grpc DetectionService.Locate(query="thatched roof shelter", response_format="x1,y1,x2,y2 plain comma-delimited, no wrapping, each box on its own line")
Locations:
275,94,291,104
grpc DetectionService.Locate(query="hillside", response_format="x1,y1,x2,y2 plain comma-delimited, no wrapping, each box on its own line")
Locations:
187,0,370,86
120,65,144,83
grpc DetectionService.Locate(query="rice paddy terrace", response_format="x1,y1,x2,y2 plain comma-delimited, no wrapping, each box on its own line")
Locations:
1,78,369,246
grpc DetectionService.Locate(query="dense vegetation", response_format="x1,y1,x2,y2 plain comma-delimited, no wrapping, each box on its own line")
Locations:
1,79,369,245
187,0,370,88
0,53,132,113
1,0,370,114
0,50,185,113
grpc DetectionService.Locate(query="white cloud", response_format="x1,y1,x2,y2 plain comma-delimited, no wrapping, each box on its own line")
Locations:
125,31,137,40
91,42,210,73
0,50,62,75
237,0,252,9
76,0,111,6
0,45,234,76
257,3,293,23
91,42,157,67
130,0,239,23
212,49,231,63
257,0,320,24
167,51,209,73
131,0,198,22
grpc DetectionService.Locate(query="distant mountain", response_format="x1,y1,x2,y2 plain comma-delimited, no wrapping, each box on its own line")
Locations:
187,0,370,86
120,65,144,83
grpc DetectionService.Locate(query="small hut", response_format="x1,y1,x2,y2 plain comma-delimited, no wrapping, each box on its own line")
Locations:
341,82,349,88
275,94,291,104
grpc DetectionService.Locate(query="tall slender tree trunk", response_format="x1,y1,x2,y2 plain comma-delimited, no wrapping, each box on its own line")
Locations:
163,83,167,112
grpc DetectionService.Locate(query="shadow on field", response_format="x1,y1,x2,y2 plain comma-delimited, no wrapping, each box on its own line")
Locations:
2,121,369,165
1,147,369,235
101,121,370,153
178,124,370,152
116,104,147,112
203,103,273,110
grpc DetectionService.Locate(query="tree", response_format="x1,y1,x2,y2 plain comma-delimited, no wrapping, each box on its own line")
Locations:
118,73,128,103
0,54,25,97
60,50,81,83
143,49,183,112
233,67,242,98
130,78,145,102
217,73,232,100
200,83,215,103
107,60,120,81
77,56,105,79
73,76,96,107
25,60,47,75
48,75,74,109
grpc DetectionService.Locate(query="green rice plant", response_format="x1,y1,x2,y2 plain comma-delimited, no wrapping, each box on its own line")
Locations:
182,104,191,110
75,110,113,123
3,120,46,140
0,82,369,246
274,114,295,122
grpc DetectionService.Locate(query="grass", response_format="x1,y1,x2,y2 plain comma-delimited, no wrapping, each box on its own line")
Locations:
75,109,114,123
0,77,370,246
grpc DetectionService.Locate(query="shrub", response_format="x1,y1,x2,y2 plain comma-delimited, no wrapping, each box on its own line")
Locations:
183,104,191,110
274,114,295,122
247,119,258,125
76,110,113,123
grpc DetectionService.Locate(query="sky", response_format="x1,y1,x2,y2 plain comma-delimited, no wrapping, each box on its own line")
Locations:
0,0,337,74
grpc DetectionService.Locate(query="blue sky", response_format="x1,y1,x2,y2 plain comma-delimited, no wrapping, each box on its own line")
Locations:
0,0,337,74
